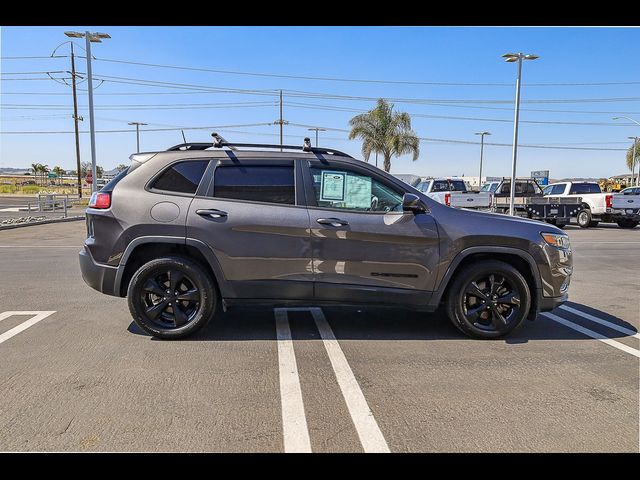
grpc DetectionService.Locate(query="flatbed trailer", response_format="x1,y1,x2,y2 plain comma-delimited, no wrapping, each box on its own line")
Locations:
486,178,582,228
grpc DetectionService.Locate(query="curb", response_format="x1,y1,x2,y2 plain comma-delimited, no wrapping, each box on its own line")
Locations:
0,215,85,231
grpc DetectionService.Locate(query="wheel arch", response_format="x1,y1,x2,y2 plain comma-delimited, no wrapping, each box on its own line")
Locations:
431,247,541,317
114,236,229,298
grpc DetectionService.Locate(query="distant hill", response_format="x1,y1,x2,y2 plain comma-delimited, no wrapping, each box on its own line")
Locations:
0,168,31,175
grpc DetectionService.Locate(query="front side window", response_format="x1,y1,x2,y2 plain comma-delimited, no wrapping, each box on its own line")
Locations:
310,167,403,212
152,160,208,194
213,165,295,205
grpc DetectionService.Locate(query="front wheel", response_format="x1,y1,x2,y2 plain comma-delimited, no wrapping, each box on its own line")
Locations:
576,209,592,228
445,260,531,339
127,256,217,339
617,219,639,229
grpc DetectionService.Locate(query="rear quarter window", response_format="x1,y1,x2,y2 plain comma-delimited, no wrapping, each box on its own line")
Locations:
152,160,209,194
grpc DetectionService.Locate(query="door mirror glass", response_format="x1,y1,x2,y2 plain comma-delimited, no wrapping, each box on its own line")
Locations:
402,193,426,213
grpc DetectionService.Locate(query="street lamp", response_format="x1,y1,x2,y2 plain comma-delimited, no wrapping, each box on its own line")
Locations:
65,31,111,193
128,122,148,153
502,52,539,215
474,131,491,191
307,127,327,147
613,116,640,186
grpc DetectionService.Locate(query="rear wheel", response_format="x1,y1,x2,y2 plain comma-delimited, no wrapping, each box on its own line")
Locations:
577,209,592,228
617,219,639,229
445,260,531,339
127,256,217,339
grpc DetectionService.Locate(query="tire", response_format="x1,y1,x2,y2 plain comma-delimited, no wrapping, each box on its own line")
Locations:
617,219,639,229
127,255,217,339
577,209,592,228
445,260,531,339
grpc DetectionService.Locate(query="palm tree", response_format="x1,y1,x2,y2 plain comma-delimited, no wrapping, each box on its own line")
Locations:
348,98,420,172
627,139,639,172
53,166,65,186
41,165,50,186
31,163,42,185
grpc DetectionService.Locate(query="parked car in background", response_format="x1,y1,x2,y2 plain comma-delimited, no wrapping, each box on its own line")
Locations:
542,181,633,228
611,187,640,229
79,138,572,341
415,177,492,210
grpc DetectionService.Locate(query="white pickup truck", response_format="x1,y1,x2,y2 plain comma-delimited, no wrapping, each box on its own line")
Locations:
542,181,637,228
415,178,492,210
612,186,640,228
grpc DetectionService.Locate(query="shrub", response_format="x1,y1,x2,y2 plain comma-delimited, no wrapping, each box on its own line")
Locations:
0,185,17,194
22,186,41,194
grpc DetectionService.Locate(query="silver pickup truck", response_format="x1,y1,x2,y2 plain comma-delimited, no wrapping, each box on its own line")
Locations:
612,186,640,228
415,178,492,210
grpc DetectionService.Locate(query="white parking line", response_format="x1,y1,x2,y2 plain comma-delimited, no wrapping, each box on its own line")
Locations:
310,307,390,453
542,312,640,359
274,308,312,453
0,311,56,345
559,305,640,339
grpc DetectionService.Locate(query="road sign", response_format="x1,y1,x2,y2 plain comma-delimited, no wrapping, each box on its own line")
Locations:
531,170,549,186
86,173,93,185
48,172,57,178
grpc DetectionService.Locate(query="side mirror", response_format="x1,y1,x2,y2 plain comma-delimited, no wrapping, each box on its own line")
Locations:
402,193,427,214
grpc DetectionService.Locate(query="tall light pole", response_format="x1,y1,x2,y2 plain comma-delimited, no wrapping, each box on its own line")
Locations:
65,31,111,193
613,116,640,186
307,127,326,147
503,52,539,215
474,131,491,191
128,122,148,153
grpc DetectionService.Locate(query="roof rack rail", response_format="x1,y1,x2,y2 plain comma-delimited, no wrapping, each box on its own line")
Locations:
166,133,353,158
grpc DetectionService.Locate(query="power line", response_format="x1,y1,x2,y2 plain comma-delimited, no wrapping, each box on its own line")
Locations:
0,55,68,60
0,122,275,134
89,56,640,87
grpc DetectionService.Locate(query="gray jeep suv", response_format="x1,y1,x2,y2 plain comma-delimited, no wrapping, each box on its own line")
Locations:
79,136,573,340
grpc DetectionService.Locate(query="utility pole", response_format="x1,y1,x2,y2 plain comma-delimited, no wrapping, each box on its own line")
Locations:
70,42,83,198
631,137,639,187
128,122,147,153
502,52,539,215
307,127,327,147
475,131,491,191
273,90,288,152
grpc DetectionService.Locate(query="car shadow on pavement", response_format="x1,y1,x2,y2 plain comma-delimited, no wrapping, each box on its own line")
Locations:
127,301,638,344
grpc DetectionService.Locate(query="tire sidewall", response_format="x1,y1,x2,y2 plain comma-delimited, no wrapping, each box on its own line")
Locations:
127,256,216,339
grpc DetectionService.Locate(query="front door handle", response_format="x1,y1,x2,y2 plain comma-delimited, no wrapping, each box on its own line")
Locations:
317,217,349,227
196,209,228,218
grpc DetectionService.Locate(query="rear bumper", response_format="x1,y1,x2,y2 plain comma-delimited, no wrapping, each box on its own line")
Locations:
79,246,119,297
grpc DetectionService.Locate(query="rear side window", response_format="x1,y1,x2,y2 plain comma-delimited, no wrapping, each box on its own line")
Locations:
569,183,601,194
99,166,129,193
213,165,295,205
153,160,208,194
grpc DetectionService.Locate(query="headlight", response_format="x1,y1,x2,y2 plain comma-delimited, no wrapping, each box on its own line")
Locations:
541,232,570,249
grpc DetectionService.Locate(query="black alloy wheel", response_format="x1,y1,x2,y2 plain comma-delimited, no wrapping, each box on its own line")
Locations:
461,273,521,334
140,269,201,329
446,260,531,339
127,256,217,339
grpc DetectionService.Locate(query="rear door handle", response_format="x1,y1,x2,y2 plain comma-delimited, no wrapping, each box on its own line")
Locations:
196,209,228,218
317,217,349,227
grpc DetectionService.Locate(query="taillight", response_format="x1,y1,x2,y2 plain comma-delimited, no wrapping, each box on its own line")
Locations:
605,195,613,209
89,192,111,209
444,192,451,206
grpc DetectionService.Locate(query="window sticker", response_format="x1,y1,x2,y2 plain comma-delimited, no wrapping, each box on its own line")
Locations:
320,171,346,201
344,174,372,209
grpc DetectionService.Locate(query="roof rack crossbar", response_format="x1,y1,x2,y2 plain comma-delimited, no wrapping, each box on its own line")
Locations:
166,140,353,158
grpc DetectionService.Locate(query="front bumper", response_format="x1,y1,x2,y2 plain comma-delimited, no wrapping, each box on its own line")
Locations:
79,246,119,296
539,292,568,312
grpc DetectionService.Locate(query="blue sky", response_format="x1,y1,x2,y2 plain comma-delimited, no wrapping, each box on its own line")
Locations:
2,26,639,178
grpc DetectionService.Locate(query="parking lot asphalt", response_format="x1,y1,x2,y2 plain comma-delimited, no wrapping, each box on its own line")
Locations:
0,220,638,452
